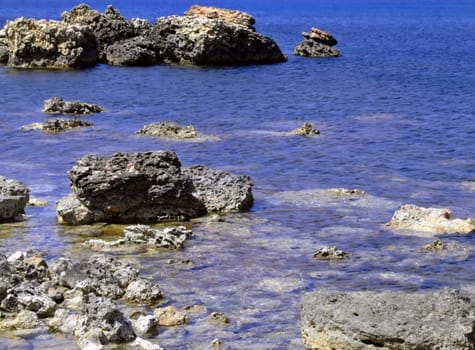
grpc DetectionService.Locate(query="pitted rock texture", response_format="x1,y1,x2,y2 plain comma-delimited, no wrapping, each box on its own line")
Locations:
294,27,340,58
185,5,256,30
0,176,29,221
43,97,103,115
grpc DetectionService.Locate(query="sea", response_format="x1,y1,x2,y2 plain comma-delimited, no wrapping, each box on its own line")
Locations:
0,0,474,349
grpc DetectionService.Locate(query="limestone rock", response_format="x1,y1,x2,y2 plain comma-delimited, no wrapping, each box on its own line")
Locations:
185,5,256,30
0,29,8,63
43,97,102,115
154,306,188,327
124,224,192,249
0,176,29,222
183,165,254,212
132,315,159,337
151,15,286,66
3,18,98,69
123,279,164,305
387,204,475,234
301,289,475,349
295,27,340,58
105,36,160,66
313,246,350,260
136,121,198,139
22,118,93,133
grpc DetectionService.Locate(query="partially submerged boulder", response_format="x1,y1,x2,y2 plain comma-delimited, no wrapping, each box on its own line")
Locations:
294,27,340,58
387,204,475,235
136,121,198,139
3,18,98,69
301,289,475,349
313,246,349,260
291,122,320,136
57,151,253,225
0,176,29,222
43,97,103,115
22,118,93,133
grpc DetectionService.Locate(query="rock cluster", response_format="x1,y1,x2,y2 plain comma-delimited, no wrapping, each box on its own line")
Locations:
294,27,340,58
0,250,164,349
301,289,475,349
387,204,475,235
0,176,29,222
1,4,286,68
43,97,103,115
56,151,253,225
136,121,198,139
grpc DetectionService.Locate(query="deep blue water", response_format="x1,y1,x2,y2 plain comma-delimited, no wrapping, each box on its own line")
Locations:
0,0,474,349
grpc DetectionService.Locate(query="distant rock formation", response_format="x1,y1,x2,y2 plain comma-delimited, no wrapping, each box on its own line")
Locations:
291,122,320,136
21,118,93,133
1,4,286,68
136,121,198,139
43,97,103,115
294,27,340,58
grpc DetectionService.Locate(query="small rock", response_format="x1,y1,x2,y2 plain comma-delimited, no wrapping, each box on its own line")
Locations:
302,27,338,46
132,315,159,337
28,198,48,207
43,97,103,115
154,306,189,327
294,26,340,58
22,118,93,133
313,246,350,260
183,304,207,314
423,239,445,252
130,337,164,350
136,121,197,139
209,312,229,326
123,279,164,306
0,176,30,222
291,122,320,136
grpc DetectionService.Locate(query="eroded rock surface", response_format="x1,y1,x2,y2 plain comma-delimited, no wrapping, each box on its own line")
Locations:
185,5,256,30
301,289,475,350
295,27,340,58
22,118,93,133
43,97,103,115
136,121,198,139
387,204,475,234
291,122,320,136
0,176,29,222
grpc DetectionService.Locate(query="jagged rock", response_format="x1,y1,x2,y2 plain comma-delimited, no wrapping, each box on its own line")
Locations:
301,289,475,349
154,306,188,327
105,36,160,66
122,278,164,305
294,27,339,58
151,15,286,66
0,176,29,222
3,18,98,69
0,29,8,63
62,4,137,63
132,315,159,337
185,5,256,30
56,193,96,225
313,246,350,260
58,151,206,224
291,122,320,136
43,97,102,115
0,310,41,330
183,165,254,212
124,224,192,249
387,204,475,234
22,118,93,133
136,121,198,139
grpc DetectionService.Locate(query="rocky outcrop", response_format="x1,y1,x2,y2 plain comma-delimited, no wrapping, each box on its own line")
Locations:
21,118,93,133
151,15,286,66
57,151,254,225
182,165,254,212
291,122,320,136
61,4,137,63
136,121,198,139
301,289,475,349
387,204,475,234
43,97,103,115
0,29,8,63
105,36,160,66
3,18,98,69
294,27,340,58
185,5,256,30
0,176,29,222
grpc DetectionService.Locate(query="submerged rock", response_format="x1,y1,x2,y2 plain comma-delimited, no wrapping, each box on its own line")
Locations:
301,289,475,349
136,121,198,139
313,246,350,260
291,122,320,136
0,176,29,222
57,151,253,224
22,118,93,133
387,204,475,235
154,306,189,327
3,18,98,69
294,27,340,58
43,97,103,115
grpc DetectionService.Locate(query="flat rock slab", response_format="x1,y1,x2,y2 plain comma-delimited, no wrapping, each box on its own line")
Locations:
301,289,475,350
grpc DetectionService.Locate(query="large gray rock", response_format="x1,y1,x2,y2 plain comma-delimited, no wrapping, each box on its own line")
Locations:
3,18,98,69
387,204,475,235
151,15,287,66
0,176,29,222
183,165,254,212
294,27,340,58
57,151,253,225
301,289,475,350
